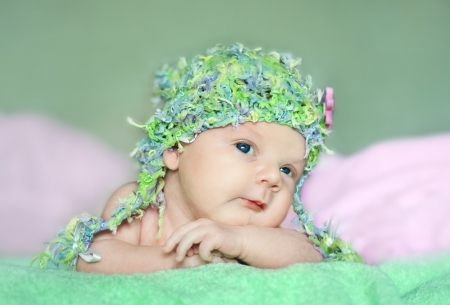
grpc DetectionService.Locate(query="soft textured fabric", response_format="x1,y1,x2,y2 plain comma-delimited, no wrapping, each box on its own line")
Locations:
282,133,450,264
0,113,136,255
1,252,450,305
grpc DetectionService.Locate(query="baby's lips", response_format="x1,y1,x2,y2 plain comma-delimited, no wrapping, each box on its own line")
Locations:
241,198,266,210
252,200,267,209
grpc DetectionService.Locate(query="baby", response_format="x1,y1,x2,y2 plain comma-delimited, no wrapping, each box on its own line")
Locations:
35,44,362,273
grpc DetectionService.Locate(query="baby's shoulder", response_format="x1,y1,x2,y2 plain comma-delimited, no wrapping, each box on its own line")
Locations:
95,182,141,244
97,181,160,246
102,181,139,219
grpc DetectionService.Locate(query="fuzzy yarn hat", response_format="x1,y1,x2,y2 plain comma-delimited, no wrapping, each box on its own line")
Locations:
124,44,331,234
35,44,362,270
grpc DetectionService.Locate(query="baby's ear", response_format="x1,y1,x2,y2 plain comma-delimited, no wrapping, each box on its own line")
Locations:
163,149,180,170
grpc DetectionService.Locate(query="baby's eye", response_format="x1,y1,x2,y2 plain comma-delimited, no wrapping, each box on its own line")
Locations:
236,143,255,155
280,167,292,177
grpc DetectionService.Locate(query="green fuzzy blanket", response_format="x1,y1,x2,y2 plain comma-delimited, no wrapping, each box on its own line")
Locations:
1,252,449,305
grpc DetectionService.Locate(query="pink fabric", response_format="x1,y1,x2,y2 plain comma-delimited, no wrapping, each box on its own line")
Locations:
2,114,449,264
282,134,450,264
0,114,135,255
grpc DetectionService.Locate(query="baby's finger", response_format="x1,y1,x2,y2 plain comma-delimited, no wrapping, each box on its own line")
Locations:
163,221,202,252
198,237,220,262
186,244,199,257
192,244,200,255
178,254,209,269
221,257,239,264
211,256,226,263
175,230,208,262
209,256,238,264
211,250,224,257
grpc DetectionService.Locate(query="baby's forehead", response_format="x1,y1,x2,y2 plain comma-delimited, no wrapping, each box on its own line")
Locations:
226,121,302,136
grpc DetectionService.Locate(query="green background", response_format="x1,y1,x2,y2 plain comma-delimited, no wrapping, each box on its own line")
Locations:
1,0,449,154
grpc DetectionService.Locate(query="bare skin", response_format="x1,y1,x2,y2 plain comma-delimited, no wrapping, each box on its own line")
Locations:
77,123,323,274
78,182,236,273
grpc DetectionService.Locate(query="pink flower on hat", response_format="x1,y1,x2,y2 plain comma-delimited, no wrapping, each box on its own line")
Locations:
325,87,334,130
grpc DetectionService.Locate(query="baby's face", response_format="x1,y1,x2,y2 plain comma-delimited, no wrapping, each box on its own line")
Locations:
172,121,306,228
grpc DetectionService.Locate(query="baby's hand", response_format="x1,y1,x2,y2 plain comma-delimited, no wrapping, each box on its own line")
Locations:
174,254,210,269
175,253,237,269
163,218,244,263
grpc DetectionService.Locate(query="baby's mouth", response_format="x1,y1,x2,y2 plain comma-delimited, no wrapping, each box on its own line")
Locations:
241,198,266,211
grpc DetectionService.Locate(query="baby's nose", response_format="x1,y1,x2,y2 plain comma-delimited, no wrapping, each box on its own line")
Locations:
254,163,282,191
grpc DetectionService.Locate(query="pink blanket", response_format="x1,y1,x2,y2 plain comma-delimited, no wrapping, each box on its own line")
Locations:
0,114,135,255
2,114,449,264
283,133,450,263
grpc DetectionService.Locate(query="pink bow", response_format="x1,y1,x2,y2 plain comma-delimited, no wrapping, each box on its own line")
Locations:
325,87,334,130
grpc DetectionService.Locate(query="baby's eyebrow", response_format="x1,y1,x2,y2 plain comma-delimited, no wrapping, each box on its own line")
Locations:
288,157,305,166
231,125,263,141
296,158,307,166
287,153,307,167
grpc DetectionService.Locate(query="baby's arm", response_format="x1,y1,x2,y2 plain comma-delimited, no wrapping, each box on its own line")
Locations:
77,182,207,273
164,219,322,269
235,225,323,267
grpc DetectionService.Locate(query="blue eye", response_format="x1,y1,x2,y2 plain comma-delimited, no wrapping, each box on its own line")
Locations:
280,167,292,177
236,143,255,155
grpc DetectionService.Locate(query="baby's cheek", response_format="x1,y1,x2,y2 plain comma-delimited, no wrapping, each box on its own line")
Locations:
275,196,295,224
263,209,289,228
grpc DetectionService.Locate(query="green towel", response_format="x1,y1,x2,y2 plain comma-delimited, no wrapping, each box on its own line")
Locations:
1,252,449,305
